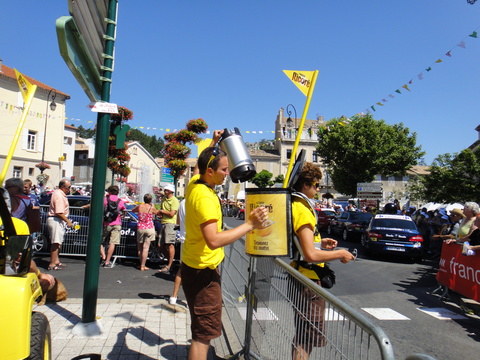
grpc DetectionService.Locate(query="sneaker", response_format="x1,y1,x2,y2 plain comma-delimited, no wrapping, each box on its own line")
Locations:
169,296,177,305
103,263,115,268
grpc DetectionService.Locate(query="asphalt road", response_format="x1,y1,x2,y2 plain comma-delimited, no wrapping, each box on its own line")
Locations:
33,216,480,360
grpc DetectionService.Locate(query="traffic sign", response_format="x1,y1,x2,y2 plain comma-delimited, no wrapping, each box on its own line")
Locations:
161,167,174,183
357,186,383,192
357,182,383,187
68,0,109,73
56,16,102,101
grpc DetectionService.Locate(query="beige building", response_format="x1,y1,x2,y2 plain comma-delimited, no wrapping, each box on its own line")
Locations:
0,62,71,187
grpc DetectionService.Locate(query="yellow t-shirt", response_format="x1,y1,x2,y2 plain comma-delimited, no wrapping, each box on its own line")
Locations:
182,174,224,269
291,197,323,280
0,217,30,236
161,196,179,224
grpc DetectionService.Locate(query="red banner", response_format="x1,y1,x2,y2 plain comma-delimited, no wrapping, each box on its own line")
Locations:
436,243,480,302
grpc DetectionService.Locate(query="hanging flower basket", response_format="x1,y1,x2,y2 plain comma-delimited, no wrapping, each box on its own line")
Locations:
186,118,208,134
35,162,51,171
36,173,49,185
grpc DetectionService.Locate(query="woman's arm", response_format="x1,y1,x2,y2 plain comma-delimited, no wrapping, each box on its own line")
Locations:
297,225,354,263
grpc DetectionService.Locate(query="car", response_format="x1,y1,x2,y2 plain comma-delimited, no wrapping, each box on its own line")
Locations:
315,208,336,231
327,211,373,241
36,196,166,261
361,214,424,261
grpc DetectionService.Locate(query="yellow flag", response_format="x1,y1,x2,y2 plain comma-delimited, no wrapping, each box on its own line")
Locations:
283,70,316,96
196,138,213,155
14,69,35,104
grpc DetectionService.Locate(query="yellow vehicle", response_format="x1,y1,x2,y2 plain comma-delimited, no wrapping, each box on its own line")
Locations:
0,195,51,359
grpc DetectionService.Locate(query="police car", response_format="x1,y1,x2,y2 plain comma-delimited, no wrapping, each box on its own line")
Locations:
361,214,424,262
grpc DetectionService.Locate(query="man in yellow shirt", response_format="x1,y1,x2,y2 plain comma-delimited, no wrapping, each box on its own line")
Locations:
181,130,268,360
158,183,179,274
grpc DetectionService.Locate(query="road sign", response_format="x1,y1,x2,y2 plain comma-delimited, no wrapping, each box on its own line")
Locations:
161,167,174,183
56,16,102,101
68,0,109,73
358,186,383,192
357,182,383,187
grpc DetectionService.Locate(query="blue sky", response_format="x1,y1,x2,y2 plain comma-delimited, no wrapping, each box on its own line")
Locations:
3,1,480,163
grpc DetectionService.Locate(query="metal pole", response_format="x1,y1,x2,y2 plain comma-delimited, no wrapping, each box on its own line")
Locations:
41,89,56,173
82,0,118,323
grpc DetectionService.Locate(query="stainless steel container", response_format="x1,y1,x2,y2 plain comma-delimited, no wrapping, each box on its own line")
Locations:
219,127,256,183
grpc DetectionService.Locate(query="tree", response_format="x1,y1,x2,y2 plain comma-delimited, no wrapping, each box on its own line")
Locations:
274,174,284,184
259,139,275,150
75,124,96,139
126,129,164,157
316,114,424,196
408,149,480,203
251,170,274,188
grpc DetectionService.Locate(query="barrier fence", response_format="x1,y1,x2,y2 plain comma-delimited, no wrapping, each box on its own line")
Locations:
221,239,435,360
37,205,171,262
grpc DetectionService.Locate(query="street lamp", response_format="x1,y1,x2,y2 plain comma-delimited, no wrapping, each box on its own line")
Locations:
41,88,57,173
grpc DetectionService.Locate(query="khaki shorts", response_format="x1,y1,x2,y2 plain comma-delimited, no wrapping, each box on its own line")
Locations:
103,225,121,245
47,216,65,245
161,223,177,245
137,228,155,244
181,263,222,343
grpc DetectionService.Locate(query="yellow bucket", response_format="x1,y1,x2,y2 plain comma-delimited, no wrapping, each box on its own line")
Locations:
245,188,291,256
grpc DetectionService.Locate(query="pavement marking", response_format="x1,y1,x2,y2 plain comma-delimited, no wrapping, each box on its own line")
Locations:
417,307,467,320
361,308,410,320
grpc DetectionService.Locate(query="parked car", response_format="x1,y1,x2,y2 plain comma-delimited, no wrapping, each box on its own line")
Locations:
315,208,336,231
327,211,373,241
361,214,424,261
36,196,166,260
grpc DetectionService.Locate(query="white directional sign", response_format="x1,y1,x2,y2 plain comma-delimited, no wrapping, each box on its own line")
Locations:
357,182,383,199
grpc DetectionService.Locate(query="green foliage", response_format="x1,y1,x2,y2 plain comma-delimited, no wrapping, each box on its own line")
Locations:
126,129,165,157
75,124,96,139
410,149,480,203
259,139,275,150
273,174,284,183
316,114,424,196
251,170,274,188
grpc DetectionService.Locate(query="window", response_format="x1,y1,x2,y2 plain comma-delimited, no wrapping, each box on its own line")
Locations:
63,153,67,161
312,151,318,163
64,137,73,145
27,130,37,151
28,168,34,176
13,166,22,178
287,149,292,160
79,154,88,160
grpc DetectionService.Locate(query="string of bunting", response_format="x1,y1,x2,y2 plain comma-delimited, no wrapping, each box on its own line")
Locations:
365,26,480,114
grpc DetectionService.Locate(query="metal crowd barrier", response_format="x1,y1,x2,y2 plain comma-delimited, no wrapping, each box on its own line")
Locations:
221,238,397,360
37,205,173,262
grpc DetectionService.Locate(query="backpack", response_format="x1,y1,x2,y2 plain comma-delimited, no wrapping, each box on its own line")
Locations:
104,196,120,223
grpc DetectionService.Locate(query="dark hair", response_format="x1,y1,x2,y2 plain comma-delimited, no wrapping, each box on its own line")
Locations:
198,147,227,175
59,179,70,188
292,162,322,192
144,193,153,204
107,185,119,195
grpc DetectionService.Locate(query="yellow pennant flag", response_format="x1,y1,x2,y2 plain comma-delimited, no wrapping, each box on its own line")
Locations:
14,69,35,105
195,138,213,155
283,70,316,97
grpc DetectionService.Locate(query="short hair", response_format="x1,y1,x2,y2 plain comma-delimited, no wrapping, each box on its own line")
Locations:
59,179,70,188
5,177,24,192
292,162,322,192
464,202,480,215
107,185,119,195
144,193,153,204
24,179,33,186
197,147,227,175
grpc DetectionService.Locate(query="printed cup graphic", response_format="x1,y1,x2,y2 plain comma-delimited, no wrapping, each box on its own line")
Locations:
257,219,275,237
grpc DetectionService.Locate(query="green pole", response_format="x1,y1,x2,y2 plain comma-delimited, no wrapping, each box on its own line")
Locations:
82,0,118,323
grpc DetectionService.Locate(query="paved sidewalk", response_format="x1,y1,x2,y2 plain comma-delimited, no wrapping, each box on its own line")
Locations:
35,298,237,360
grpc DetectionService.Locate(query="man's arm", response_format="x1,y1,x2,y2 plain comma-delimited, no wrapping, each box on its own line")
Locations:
193,130,224,175
200,206,267,250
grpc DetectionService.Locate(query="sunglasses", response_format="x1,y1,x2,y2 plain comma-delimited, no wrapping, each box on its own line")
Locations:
311,182,320,189
206,147,220,169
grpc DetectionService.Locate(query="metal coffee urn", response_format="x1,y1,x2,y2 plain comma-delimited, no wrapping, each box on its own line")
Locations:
219,127,256,183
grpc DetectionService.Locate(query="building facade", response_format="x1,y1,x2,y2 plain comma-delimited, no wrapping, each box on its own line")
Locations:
0,61,71,187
